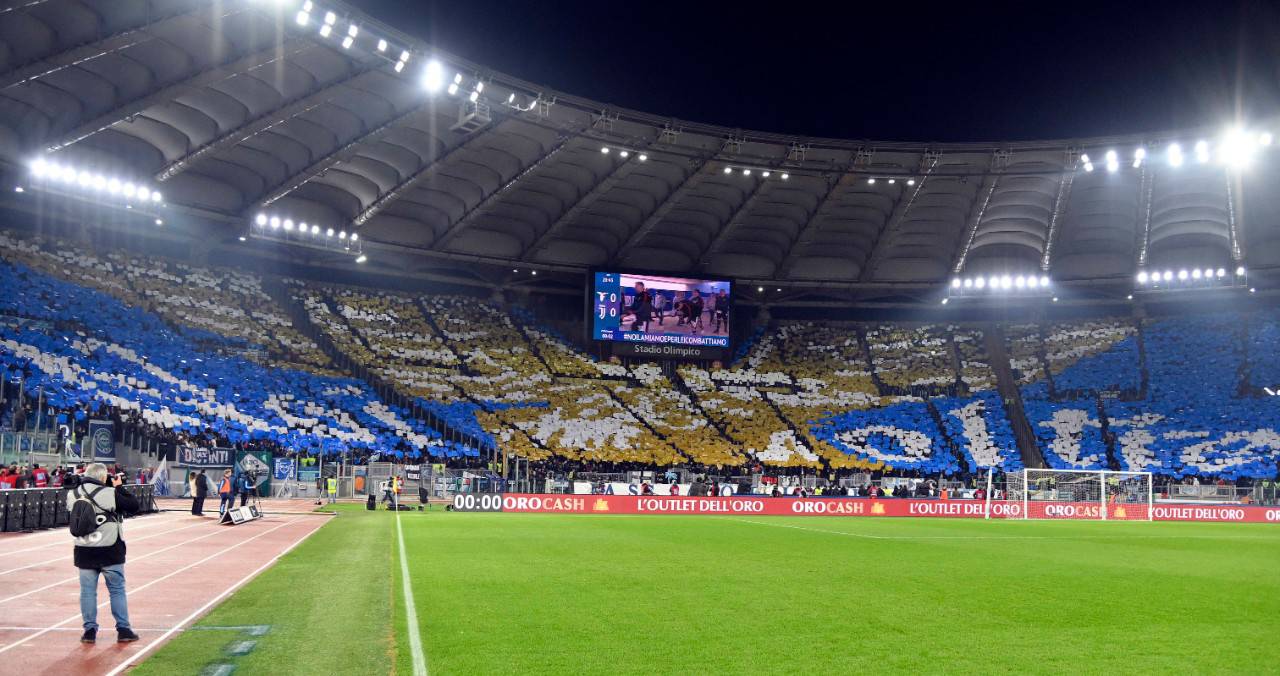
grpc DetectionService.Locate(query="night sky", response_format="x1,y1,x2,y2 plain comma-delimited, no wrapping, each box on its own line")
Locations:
352,0,1280,142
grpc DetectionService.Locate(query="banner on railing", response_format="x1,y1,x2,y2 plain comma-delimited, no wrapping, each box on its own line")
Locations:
177,447,232,467
452,494,1280,524
87,420,114,461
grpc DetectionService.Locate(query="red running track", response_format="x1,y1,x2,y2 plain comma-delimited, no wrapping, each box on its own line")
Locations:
0,510,329,675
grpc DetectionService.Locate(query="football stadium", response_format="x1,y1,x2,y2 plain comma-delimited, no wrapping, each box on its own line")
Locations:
0,1,1279,674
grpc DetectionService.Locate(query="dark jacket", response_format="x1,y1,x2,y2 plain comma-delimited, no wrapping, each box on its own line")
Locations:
195,474,209,498
70,479,140,570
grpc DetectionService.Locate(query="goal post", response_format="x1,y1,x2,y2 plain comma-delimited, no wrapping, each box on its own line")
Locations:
1004,469,1153,520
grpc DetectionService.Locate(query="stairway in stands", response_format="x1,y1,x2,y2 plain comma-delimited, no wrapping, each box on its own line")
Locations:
259,276,469,444
983,324,1045,469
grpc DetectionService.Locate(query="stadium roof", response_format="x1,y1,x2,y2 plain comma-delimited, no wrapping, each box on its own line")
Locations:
1,0,1278,296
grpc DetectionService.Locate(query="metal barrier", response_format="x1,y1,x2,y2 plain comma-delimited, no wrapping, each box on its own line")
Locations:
0,484,157,533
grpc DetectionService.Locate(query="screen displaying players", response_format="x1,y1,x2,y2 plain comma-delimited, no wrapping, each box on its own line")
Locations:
591,272,731,348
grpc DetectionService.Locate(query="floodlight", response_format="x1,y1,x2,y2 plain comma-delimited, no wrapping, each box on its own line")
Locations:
1192,268,1202,279
422,60,445,92
295,10,308,25
743,169,751,176
270,217,281,229
780,173,789,180
867,178,876,184
1039,276,1049,287
348,24,359,37
906,179,916,186
326,228,334,237
1177,269,1187,280
1167,143,1184,167
1194,140,1209,163
601,147,610,154
123,183,136,197
283,219,294,231
108,179,121,194
400,50,410,62
975,277,986,289
724,167,733,174
341,36,353,49
92,174,106,190
468,90,478,103
888,178,895,184
377,39,387,52
77,171,91,187
941,298,948,305
1162,270,1172,281
761,171,770,177
963,278,973,289
1236,266,1246,276
951,278,961,289
1137,271,1148,284
1001,275,1012,290
619,150,629,158
1216,268,1226,278
1261,132,1273,146
319,24,331,37
1105,150,1117,162
152,191,161,202
394,61,404,73
475,82,484,93
447,83,458,96
1014,275,1025,288
1027,276,1038,289
30,158,47,177
137,187,150,201
256,213,268,226
338,231,347,239
638,154,648,162
154,218,163,226
355,254,367,264
311,224,320,234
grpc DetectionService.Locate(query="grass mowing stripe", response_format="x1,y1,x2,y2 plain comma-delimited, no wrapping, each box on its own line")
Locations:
396,509,429,676
133,507,395,676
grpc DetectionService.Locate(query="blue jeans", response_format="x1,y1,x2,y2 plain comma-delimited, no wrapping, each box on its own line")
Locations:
79,564,130,631
219,494,234,514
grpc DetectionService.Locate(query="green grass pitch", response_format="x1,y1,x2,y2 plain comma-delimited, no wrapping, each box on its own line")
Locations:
136,506,1280,674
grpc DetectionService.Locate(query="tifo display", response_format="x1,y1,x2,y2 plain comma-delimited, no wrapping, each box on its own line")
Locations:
591,271,731,348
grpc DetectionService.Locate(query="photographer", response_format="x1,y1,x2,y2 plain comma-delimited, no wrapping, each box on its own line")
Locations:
68,463,140,644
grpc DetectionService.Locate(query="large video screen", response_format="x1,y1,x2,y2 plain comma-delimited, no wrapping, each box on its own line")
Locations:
591,272,731,348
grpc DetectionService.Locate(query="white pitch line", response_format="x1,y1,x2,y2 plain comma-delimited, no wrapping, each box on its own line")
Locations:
725,518,1280,541
0,517,302,656
397,510,429,676
101,518,323,676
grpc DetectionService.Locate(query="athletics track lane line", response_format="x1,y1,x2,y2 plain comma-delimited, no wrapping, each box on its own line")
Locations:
0,517,291,607
101,517,326,676
0,517,303,656
0,519,209,577
0,513,189,558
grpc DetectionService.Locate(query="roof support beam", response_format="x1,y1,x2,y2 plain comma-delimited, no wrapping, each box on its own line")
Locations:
698,176,768,266
776,172,844,277
255,101,430,210
155,56,385,182
859,153,940,281
1040,161,1075,270
47,39,314,153
611,157,711,265
520,145,647,261
351,121,507,228
1135,163,1155,268
0,3,216,92
432,135,575,251
951,153,1003,274
1224,170,1243,262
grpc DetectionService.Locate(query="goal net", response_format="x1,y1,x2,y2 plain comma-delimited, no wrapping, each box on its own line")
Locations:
1004,469,1152,520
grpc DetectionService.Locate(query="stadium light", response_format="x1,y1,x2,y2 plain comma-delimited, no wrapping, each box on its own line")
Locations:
270,217,281,230
447,83,458,96
13,186,22,193
1218,127,1256,169
950,278,961,289
1167,143,1184,167
1137,271,1148,284
1262,132,1273,146
1192,268,1202,279
941,298,948,305
295,10,309,25
743,169,751,176
1177,269,1187,280
350,233,358,241
238,236,246,241
338,230,347,239
1194,140,1210,163
342,36,353,49
377,39,387,52
906,179,916,186
601,147,610,154
1104,150,1118,172
422,60,445,92
963,278,973,289
724,167,733,174
326,228,334,237
467,90,478,103
283,219,294,231
355,254,367,264
1027,276,1038,289
1000,275,1012,290
1133,147,1146,168
256,213,267,226
867,178,876,185
319,24,332,37
761,170,770,177
1236,266,1246,276
974,277,986,289
1216,268,1226,278
154,218,163,225
888,178,895,184
1014,275,1025,288
638,154,647,162
619,150,629,158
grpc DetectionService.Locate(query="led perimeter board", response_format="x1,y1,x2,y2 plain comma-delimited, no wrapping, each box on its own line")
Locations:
590,271,732,359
